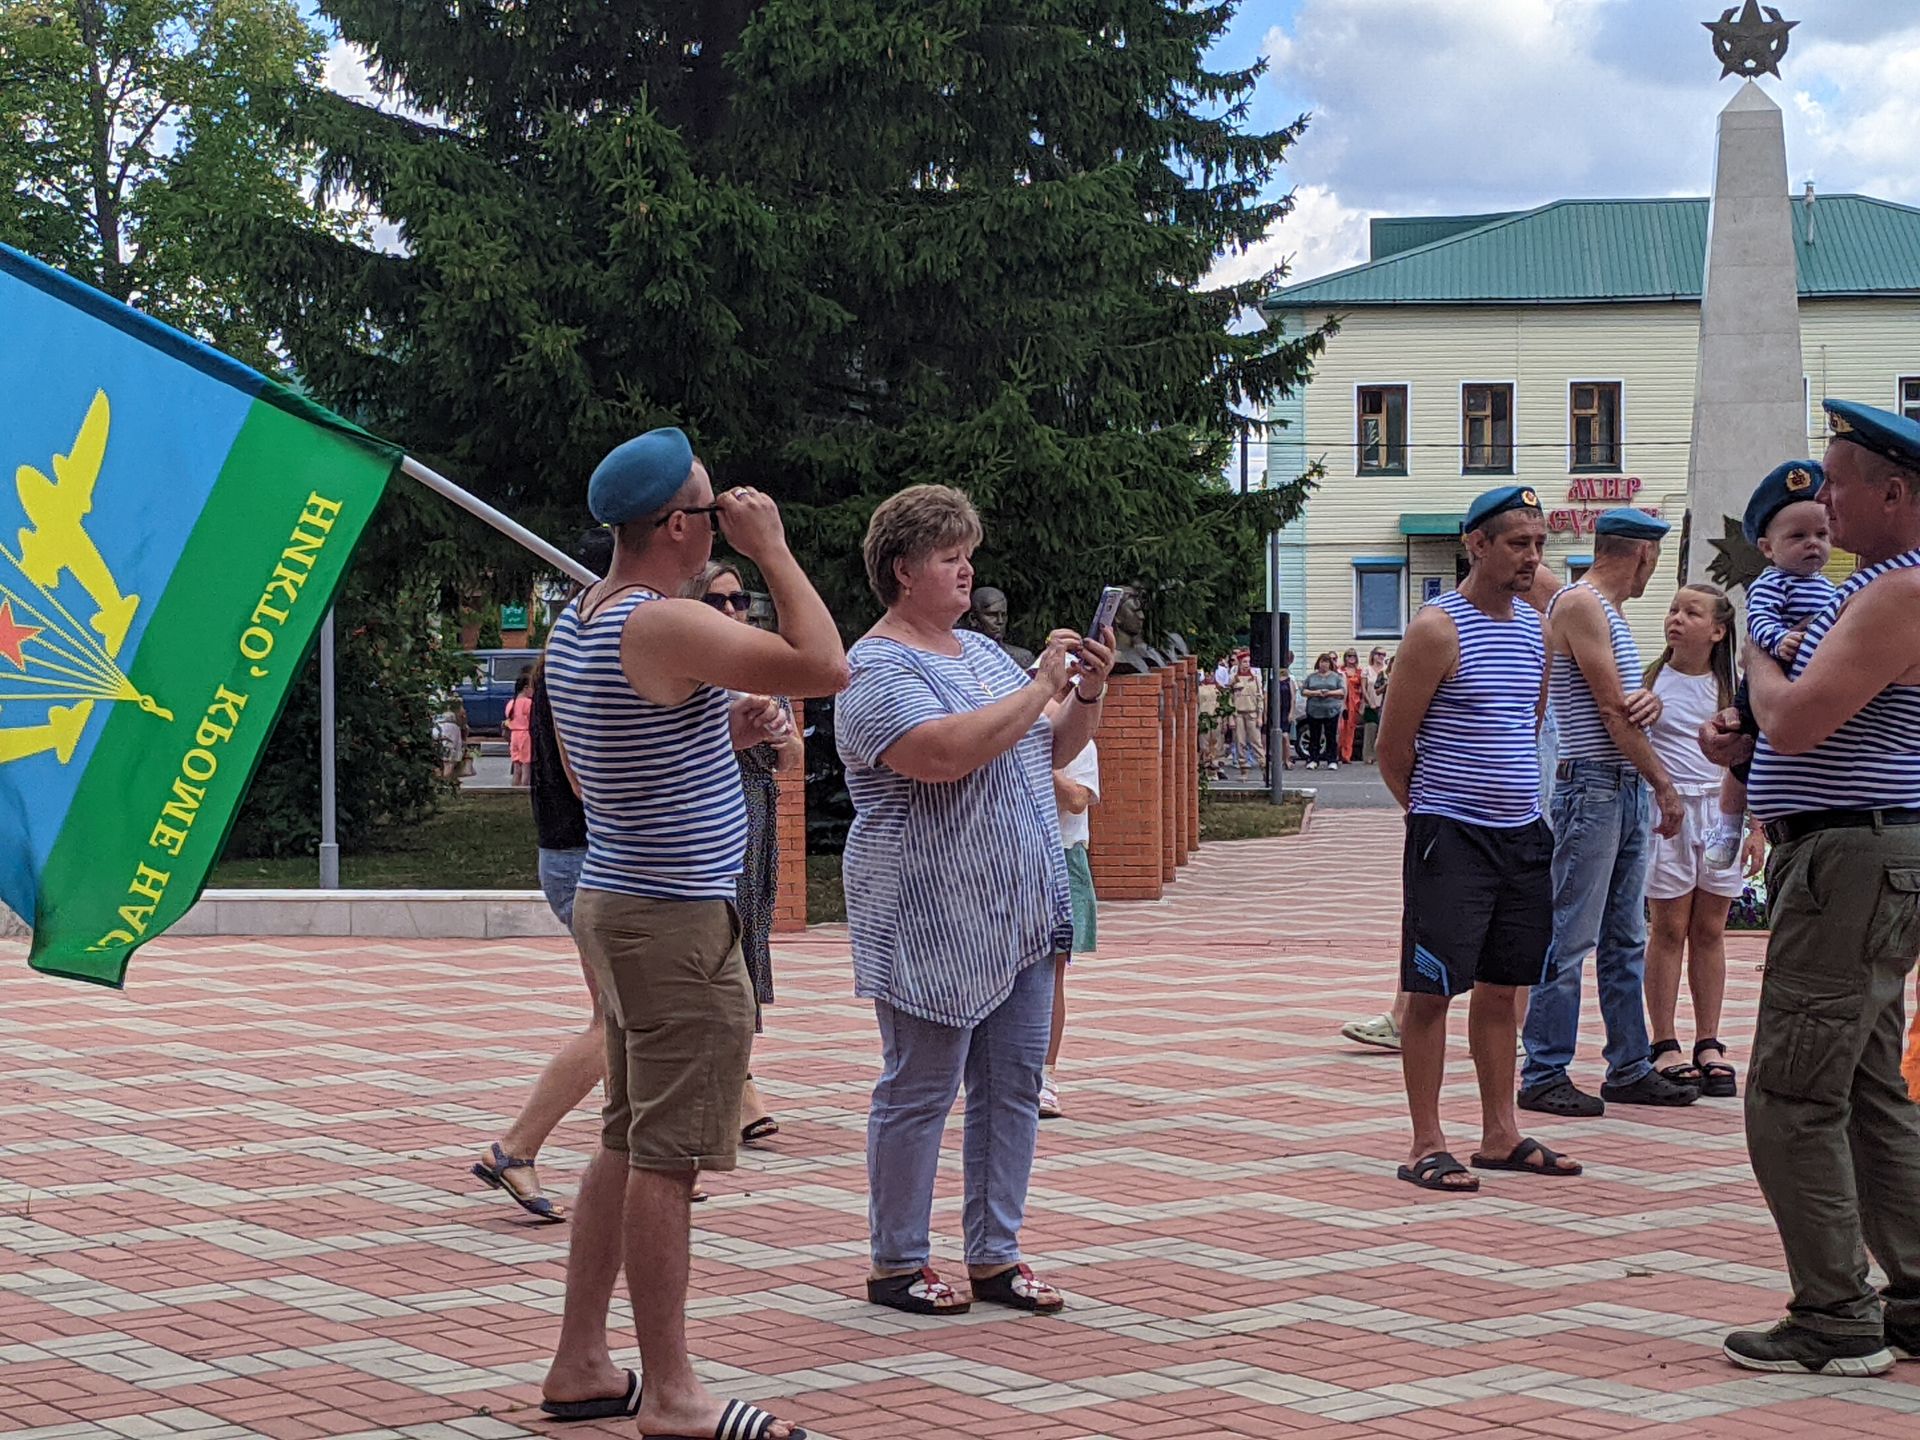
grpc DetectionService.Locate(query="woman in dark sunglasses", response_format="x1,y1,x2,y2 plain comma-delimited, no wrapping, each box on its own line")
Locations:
692,561,803,1146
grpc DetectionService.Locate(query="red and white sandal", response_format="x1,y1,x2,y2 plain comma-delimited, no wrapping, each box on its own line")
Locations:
971,1263,1064,1313
867,1266,970,1315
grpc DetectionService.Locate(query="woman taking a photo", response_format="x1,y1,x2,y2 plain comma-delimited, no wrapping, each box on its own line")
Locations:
837,484,1114,1318
1301,652,1345,769
692,561,804,1142
1641,583,1762,1097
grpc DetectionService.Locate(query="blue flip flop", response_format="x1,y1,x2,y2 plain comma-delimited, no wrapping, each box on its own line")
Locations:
541,1369,641,1422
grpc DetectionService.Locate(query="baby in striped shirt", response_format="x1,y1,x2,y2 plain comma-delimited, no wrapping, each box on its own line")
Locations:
1704,465,1838,868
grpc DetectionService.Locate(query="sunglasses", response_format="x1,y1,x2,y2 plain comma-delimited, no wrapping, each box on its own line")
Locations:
702,591,751,612
653,503,723,528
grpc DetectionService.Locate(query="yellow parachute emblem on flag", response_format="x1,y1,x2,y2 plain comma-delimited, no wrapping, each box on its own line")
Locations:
2,389,172,766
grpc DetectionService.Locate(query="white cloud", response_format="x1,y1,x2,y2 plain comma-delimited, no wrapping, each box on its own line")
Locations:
321,41,378,104
1210,183,1373,290
1243,0,1920,268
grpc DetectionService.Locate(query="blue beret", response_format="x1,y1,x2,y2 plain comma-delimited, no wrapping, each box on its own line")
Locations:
1463,484,1542,532
1595,507,1669,541
1825,400,1920,471
1742,460,1825,544
588,427,694,525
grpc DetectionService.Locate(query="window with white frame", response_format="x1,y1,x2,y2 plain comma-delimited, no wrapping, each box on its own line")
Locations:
1901,376,1920,423
1462,383,1514,473
1570,381,1621,472
1353,559,1406,638
1357,385,1408,475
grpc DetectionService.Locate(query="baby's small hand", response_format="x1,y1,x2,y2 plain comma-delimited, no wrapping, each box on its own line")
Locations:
1775,629,1806,664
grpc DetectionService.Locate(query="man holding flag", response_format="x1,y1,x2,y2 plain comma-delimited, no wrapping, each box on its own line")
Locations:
539,427,846,1440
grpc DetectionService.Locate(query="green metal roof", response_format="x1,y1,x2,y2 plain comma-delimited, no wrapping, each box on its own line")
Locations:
1266,195,1920,309
1370,213,1518,260
1399,512,1463,537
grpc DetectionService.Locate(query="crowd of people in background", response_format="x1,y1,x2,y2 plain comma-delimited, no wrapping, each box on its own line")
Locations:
1199,643,1393,777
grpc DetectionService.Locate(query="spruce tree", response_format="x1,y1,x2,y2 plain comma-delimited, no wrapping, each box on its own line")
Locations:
253,1,1327,652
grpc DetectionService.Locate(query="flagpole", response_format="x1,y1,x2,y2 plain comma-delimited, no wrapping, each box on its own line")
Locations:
318,608,340,889
400,456,600,584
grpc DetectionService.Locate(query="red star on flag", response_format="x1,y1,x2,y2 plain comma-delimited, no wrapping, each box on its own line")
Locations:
0,600,41,670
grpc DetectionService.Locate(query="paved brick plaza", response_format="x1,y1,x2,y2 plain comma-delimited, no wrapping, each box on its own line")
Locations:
4,812,1917,1439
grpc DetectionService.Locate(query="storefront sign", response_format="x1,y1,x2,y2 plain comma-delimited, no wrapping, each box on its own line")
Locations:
1547,476,1662,535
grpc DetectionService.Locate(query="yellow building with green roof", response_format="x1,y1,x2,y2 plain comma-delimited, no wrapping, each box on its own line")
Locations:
1261,193,1920,665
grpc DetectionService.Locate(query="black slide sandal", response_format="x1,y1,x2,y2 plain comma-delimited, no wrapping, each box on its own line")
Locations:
1396,1151,1479,1192
643,1398,808,1439
541,1370,641,1422
1470,1136,1582,1177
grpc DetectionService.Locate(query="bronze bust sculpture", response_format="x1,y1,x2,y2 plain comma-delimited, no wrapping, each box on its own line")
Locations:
1110,586,1168,674
963,586,1035,669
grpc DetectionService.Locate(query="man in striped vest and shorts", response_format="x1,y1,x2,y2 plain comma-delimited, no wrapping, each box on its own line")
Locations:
1376,486,1578,1191
541,427,847,1440
1712,399,1920,1376
1519,508,1693,1117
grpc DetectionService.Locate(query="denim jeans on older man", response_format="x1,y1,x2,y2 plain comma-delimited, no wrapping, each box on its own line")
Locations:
1521,758,1656,1094
868,956,1053,1272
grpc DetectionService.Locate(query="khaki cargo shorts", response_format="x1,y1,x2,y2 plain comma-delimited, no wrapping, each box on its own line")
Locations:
572,888,755,1172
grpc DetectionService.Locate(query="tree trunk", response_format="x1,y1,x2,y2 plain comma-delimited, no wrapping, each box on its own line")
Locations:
77,0,125,298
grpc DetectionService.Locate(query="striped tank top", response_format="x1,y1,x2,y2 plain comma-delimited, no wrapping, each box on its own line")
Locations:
1409,590,1545,828
1548,581,1643,762
1749,548,1920,820
543,587,747,901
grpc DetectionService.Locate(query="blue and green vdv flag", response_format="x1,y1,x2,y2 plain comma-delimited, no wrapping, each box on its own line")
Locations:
1,243,398,985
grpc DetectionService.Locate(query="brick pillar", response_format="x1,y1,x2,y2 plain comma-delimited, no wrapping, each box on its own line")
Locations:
1175,658,1195,864
1158,667,1177,884
1088,672,1164,901
772,699,809,933
1175,664,1190,856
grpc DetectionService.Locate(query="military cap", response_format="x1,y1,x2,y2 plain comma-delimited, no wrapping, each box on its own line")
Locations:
1742,460,1826,545
588,426,695,525
1463,484,1542,532
1824,399,1920,472
1594,508,1669,541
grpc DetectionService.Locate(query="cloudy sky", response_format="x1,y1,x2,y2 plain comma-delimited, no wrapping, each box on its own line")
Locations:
1207,0,1920,289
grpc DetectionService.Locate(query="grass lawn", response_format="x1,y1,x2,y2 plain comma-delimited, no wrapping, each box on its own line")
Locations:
210,791,541,890
209,790,1305,923
1199,793,1309,843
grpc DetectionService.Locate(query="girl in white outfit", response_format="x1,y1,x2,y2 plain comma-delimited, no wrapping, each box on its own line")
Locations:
1641,583,1762,1098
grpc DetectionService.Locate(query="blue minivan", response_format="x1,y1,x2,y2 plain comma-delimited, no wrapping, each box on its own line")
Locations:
457,649,539,735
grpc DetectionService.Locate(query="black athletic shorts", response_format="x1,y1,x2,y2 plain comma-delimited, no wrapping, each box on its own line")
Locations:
1400,812,1554,997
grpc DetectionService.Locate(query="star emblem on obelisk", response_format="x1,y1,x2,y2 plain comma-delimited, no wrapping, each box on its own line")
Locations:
1704,1,1796,80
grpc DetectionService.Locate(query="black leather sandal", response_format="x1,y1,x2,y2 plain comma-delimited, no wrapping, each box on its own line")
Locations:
867,1266,969,1315
1694,1038,1738,1098
1651,1038,1701,1086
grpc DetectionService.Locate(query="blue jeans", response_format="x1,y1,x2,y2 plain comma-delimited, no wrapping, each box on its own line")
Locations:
537,847,586,930
868,956,1052,1271
1537,705,1559,824
1521,760,1655,1092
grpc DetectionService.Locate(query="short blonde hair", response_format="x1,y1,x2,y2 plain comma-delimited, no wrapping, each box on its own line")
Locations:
862,484,983,607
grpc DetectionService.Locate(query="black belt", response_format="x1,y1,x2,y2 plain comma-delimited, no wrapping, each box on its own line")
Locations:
1763,808,1920,847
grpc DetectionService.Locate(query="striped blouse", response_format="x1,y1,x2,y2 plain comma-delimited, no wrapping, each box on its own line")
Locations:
544,587,747,901
837,630,1071,1028
1409,591,1544,828
1749,548,1920,820
1746,566,1840,657
1548,582,1643,763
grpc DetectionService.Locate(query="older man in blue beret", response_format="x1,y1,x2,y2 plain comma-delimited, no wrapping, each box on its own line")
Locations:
1519,507,1696,1119
1707,399,1920,1376
538,426,846,1439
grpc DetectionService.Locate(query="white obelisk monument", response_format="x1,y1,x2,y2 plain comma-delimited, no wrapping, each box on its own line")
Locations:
1685,14,1809,591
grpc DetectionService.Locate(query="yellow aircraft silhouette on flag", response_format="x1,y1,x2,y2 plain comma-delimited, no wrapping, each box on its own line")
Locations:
2,389,171,766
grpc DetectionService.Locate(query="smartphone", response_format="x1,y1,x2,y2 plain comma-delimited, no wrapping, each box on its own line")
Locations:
1088,585,1126,642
